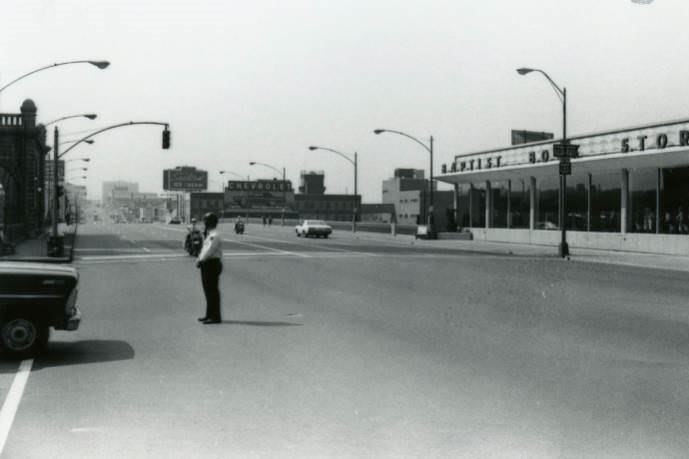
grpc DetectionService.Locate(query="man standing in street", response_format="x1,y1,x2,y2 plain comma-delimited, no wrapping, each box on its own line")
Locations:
196,212,223,324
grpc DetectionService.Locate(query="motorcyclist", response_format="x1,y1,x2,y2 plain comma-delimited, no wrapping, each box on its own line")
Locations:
234,216,244,234
184,218,200,251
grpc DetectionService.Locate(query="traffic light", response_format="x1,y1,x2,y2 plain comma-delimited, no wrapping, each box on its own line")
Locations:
162,128,171,149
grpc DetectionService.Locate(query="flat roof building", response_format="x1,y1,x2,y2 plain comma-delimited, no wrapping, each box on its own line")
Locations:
437,118,689,254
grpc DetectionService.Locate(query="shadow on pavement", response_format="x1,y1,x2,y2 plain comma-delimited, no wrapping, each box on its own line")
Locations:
33,340,135,370
221,320,302,327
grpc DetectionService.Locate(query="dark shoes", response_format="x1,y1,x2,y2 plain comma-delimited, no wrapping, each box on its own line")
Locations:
202,318,221,324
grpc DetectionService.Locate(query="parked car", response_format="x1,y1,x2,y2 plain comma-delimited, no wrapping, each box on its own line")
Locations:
295,219,332,238
0,261,81,358
168,217,182,224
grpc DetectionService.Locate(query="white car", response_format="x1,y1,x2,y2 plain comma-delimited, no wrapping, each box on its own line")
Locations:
295,219,332,238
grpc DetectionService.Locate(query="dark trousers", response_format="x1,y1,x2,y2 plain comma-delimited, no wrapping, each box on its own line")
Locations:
200,258,222,320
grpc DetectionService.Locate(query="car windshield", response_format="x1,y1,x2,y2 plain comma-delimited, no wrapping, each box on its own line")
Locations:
309,220,327,225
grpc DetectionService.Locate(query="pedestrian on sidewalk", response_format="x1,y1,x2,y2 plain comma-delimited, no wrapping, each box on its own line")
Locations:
196,212,223,324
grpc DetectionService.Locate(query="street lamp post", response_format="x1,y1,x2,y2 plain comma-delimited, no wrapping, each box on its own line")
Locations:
43,113,98,127
249,162,287,226
308,146,359,232
517,67,570,258
374,129,435,236
0,61,109,94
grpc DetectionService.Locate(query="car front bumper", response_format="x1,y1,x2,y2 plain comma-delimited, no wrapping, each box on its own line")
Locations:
64,306,81,331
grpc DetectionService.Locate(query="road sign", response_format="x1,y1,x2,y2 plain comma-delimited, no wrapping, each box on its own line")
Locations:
163,166,208,192
553,143,579,159
559,161,572,175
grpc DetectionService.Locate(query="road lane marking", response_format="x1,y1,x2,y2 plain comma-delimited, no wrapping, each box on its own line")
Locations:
0,359,33,455
238,233,379,257
229,239,311,258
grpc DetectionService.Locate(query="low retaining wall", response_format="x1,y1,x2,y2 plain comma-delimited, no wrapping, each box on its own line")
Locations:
469,228,689,255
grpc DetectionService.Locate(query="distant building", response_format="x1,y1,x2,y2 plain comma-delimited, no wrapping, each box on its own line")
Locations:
223,178,297,219
102,181,139,204
294,171,360,221
190,192,224,221
511,130,554,145
360,203,396,223
382,168,455,230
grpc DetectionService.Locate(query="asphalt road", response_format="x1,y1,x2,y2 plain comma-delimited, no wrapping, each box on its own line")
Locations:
1,222,688,458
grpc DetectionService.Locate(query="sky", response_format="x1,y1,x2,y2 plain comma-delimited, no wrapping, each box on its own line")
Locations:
0,0,685,201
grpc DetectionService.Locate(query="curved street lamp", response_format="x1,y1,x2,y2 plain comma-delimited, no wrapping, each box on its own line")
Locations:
43,113,97,127
308,145,359,232
60,139,94,146
219,170,248,180
516,67,570,257
50,120,170,248
249,161,287,225
373,129,434,232
65,157,91,163
0,60,110,94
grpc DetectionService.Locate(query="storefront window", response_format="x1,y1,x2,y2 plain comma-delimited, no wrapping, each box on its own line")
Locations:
509,178,530,229
660,166,689,234
565,174,588,231
470,182,486,227
629,168,657,233
535,176,559,230
590,172,620,232
491,181,508,228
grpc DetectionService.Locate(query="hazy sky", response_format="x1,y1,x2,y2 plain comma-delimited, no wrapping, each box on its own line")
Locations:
1,0,685,201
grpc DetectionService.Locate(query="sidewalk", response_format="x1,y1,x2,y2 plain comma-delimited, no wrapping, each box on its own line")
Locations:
236,222,689,273
7,224,77,259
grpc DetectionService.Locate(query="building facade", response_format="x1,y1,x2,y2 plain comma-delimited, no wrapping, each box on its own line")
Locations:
438,118,689,254
0,100,49,240
294,171,360,221
190,192,224,221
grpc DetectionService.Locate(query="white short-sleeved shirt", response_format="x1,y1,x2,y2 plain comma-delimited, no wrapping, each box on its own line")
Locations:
198,229,222,262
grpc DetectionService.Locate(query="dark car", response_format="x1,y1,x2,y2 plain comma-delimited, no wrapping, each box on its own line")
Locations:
168,217,182,224
0,261,81,358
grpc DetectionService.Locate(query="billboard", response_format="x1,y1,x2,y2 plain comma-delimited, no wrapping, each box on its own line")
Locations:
224,180,294,208
163,166,208,192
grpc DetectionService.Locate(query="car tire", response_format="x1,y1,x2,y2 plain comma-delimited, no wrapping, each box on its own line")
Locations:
296,231,301,237
324,234,329,239
0,316,50,359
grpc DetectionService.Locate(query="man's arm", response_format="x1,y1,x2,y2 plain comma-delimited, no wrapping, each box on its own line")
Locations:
197,234,219,263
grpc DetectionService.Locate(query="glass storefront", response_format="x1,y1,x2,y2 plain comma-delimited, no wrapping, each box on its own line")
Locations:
456,183,471,228
566,174,588,231
629,168,657,233
470,183,486,227
535,176,559,230
491,181,509,228
509,178,530,229
590,172,620,232
459,166,689,236
660,166,689,234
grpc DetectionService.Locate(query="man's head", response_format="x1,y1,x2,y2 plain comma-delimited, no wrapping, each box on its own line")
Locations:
203,212,219,229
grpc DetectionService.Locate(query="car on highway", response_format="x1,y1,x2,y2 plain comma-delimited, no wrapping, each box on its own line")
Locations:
295,219,332,238
0,261,81,358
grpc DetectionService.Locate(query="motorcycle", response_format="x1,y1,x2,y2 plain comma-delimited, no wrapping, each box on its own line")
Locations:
234,221,245,234
185,226,203,256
